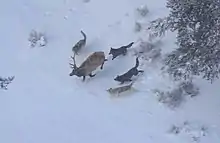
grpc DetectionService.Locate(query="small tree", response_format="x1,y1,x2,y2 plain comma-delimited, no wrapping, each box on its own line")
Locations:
28,30,47,48
148,0,220,82
0,76,15,90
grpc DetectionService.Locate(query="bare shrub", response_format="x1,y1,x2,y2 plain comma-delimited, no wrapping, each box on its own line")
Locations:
153,87,184,109
178,81,200,98
136,4,149,17
168,121,208,143
152,81,199,109
28,30,47,48
134,21,142,32
168,124,181,134
133,40,162,63
0,76,15,90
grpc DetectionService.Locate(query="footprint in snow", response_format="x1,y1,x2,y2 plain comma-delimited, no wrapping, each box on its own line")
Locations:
83,0,90,3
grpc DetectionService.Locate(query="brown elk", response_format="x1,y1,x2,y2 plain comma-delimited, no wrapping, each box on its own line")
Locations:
69,51,107,81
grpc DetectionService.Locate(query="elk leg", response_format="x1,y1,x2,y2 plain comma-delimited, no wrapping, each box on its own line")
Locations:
100,59,108,69
100,61,105,69
89,73,96,77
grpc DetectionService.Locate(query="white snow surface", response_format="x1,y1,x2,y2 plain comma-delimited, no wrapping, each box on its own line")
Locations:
0,0,220,143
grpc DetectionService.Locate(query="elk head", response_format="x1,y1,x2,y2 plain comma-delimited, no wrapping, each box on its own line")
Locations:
69,53,80,77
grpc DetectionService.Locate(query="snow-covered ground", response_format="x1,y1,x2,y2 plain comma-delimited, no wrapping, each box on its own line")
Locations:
0,0,220,143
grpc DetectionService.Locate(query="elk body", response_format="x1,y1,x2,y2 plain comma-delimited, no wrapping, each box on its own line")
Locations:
69,51,107,81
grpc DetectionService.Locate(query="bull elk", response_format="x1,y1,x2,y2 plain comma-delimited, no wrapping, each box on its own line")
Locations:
69,51,107,81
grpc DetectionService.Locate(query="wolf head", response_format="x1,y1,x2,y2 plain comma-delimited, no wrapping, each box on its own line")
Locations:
106,88,113,92
109,47,113,55
114,75,122,81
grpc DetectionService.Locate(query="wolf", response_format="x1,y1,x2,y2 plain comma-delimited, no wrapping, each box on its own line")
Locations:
106,82,134,96
72,30,87,55
109,42,134,60
114,57,144,84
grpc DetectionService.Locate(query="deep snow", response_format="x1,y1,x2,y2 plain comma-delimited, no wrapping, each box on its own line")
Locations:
0,0,220,143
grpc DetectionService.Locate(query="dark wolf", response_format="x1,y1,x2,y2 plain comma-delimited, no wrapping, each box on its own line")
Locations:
109,42,134,60
114,57,144,84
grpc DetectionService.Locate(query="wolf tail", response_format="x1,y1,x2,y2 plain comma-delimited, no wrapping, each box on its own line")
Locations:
125,42,134,49
80,30,87,41
134,57,139,68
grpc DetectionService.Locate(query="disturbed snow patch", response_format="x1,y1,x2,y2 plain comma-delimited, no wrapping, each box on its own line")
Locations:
133,39,162,64
28,30,47,48
168,121,209,143
152,81,199,109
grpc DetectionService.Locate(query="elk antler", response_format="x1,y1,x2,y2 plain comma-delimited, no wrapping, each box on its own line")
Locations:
69,53,77,69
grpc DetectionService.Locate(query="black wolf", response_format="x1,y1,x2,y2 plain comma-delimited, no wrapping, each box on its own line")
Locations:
114,57,144,84
109,42,134,60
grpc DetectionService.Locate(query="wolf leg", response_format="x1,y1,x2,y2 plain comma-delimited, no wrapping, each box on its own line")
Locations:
138,70,144,73
117,92,120,97
128,79,132,82
123,49,127,55
112,55,117,60
82,76,86,81
120,79,132,84
134,70,139,76
89,73,96,77
74,51,79,55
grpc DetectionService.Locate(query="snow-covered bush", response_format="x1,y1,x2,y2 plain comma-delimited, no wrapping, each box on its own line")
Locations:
152,81,199,109
28,30,47,48
0,76,15,90
153,87,184,109
148,0,220,82
169,124,182,134
133,40,162,63
168,121,208,142
136,4,149,17
178,81,199,98
134,21,142,32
